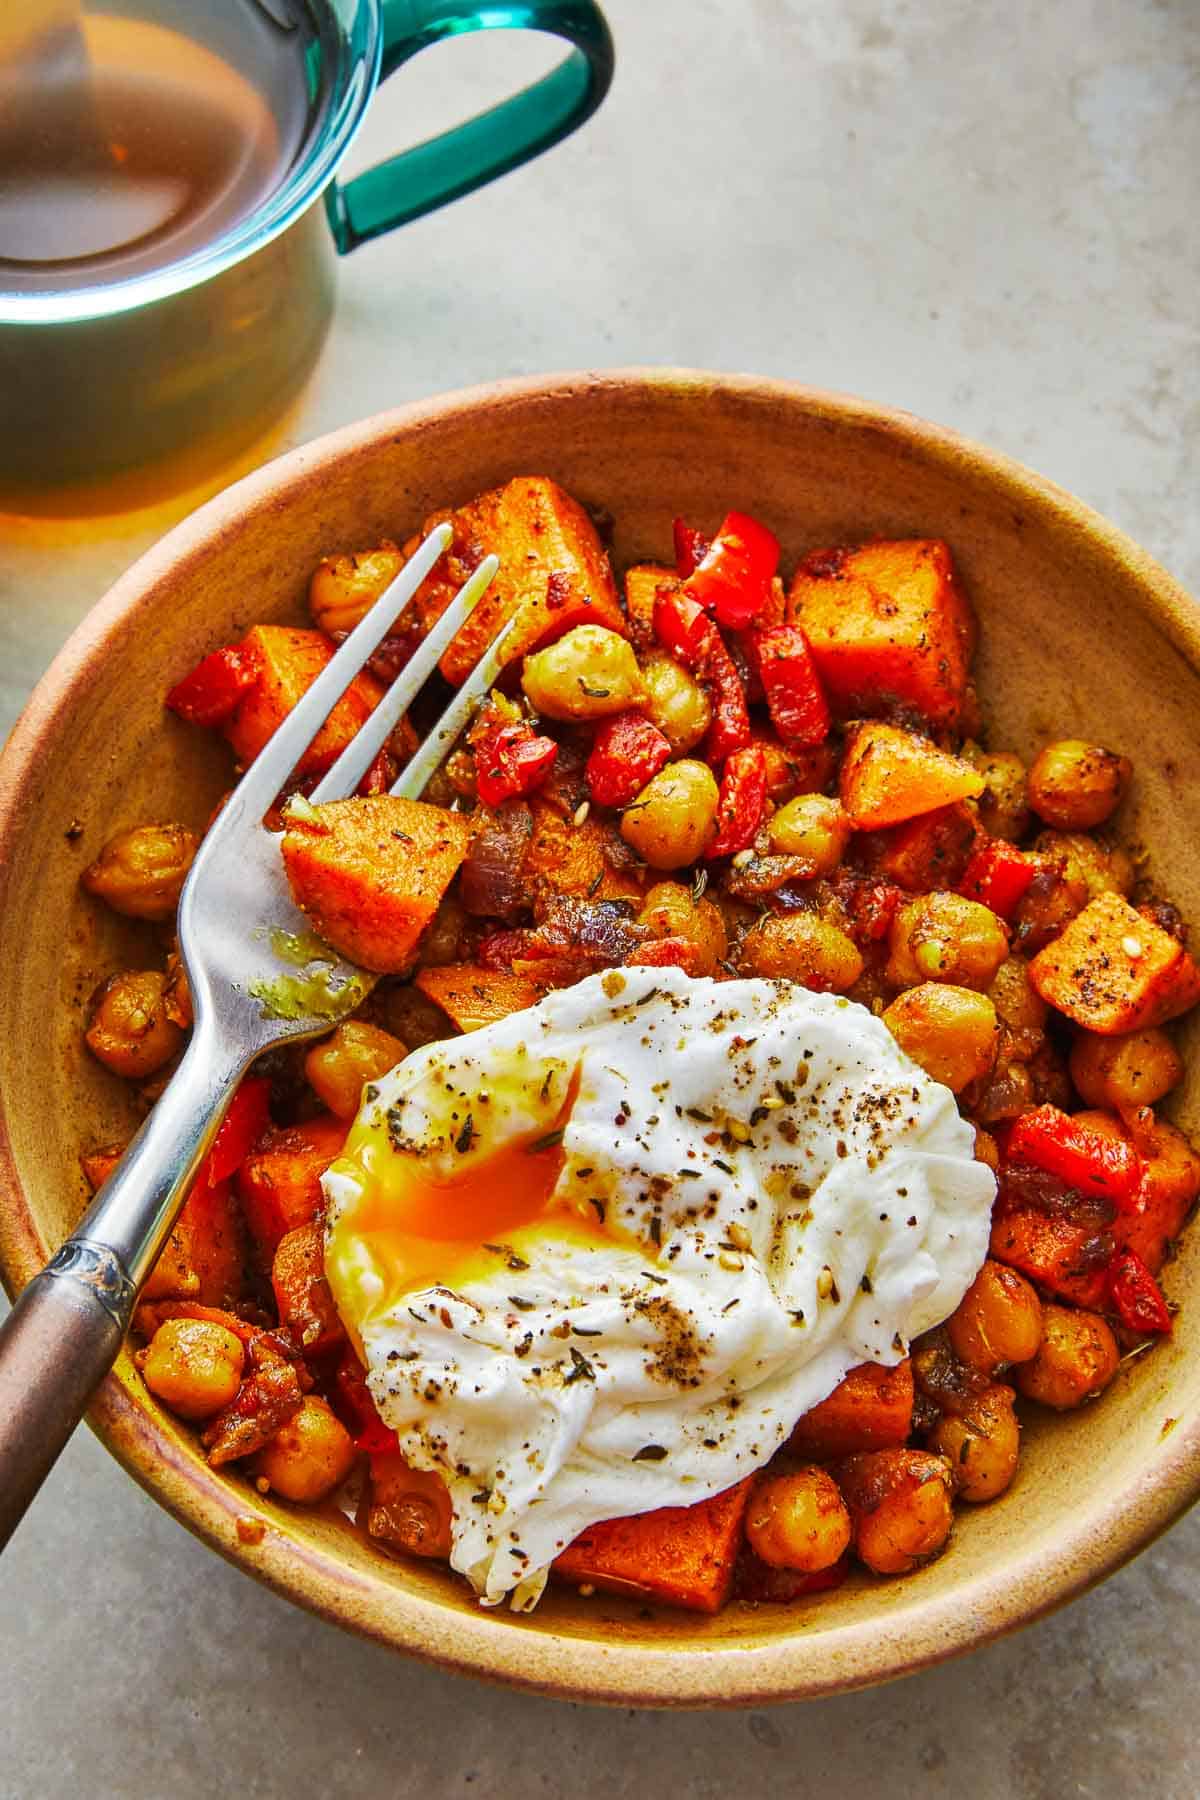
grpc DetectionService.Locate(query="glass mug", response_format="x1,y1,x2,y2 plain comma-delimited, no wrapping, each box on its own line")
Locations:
0,0,613,500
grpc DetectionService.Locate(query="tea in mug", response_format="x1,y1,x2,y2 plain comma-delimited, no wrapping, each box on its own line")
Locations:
0,0,317,294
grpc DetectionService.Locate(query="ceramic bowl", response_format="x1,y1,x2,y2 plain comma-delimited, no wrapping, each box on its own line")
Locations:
2,371,1198,1706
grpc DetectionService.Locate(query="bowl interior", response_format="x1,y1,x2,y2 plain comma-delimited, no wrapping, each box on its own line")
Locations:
2,371,1199,1705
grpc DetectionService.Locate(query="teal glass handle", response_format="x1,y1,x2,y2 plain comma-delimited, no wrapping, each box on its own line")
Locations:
327,1,615,252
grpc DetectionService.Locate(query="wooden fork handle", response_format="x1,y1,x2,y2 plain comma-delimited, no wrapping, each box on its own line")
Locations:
0,1245,127,1551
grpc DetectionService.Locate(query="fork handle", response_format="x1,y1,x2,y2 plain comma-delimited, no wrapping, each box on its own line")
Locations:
0,1024,247,1550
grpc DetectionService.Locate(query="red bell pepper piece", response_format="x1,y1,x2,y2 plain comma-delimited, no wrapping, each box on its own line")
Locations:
702,632,752,763
705,744,768,860
958,840,1035,920
165,643,261,728
624,935,707,975
683,510,780,630
751,624,831,747
652,586,717,670
1107,1249,1172,1334
331,1345,379,1436
196,1076,272,1193
586,710,672,809
673,518,711,578
1006,1104,1143,1210
355,1414,402,1456
474,721,558,807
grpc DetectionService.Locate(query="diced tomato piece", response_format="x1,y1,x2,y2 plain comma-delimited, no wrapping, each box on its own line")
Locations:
751,624,831,747
958,840,1035,920
474,721,558,807
195,1076,272,1194
702,633,752,763
1107,1249,1172,1334
706,744,768,860
1006,1104,1143,1210
625,935,707,974
673,517,711,578
165,643,261,728
683,511,780,629
652,586,717,669
586,710,672,809
356,1415,402,1456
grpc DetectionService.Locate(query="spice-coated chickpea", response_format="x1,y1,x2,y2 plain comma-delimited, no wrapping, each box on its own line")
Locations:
308,543,405,636
82,823,199,922
254,1396,357,1503
947,1259,1044,1373
746,1468,852,1571
140,1318,245,1421
882,984,999,1093
86,970,185,1079
987,956,1048,1045
415,894,470,970
638,649,712,752
305,1019,408,1119
521,626,646,721
887,892,1009,991
972,750,1031,842
738,912,864,993
637,882,728,974
1069,1027,1183,1113
928,1383,1020,1503
767,794,852,875
1032,830,1134,903
837,1449,955,1576
1027,740,1131,830
619,760,719,869
1015,1305,1120,1411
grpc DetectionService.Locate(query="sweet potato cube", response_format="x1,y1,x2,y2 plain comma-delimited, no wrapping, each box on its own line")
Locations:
788,1360,914,1460
787,539,975,726
404,477,625,685
524,795,645,904
224,626,384,776
839,722,984,829
1030,891,1200,1033
281,795,470,974
1075,1108,1200,1275
553,1479,753,1614
414,963,544,1032
624,563,678,649
236,1114,348,1257
141,1179,246,1306
271,1220,344,1356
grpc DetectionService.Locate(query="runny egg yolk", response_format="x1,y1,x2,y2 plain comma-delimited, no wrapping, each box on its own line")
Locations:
324,1055,637,1346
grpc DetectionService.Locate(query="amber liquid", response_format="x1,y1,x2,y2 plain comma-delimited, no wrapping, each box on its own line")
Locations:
0,1,316,294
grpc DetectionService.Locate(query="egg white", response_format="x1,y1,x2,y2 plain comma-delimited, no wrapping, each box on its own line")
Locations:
323,967,994,1609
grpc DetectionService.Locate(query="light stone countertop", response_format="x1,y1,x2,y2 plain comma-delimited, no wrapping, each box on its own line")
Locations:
4,2,1199,1794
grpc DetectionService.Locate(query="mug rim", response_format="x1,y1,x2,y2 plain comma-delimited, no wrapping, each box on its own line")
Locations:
0,0,382,327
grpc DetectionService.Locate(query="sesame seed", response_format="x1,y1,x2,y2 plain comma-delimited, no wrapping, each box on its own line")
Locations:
1122,935,1143,958
816,1266,835,1300
718,1251,745,1272
573,800,591,827
726,1118,752,1143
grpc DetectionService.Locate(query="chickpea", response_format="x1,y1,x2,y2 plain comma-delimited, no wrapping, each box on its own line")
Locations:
304,1019,407,1119
140,1318,245,1420
416,894,469,969
929,1384,1020,1503
81,823,199,922
947,1260,1044,1373
1033,830,1134,901
1028,739,1131,830
987,956,1047,1049
637,881,728,975
738,912,864,993
1069,1027,1182,1113
973,750,1030,842
521,625,645,721
746,1468,852,1571
887,892,1009,992
308,543,405,636
619,760,718,869
768,795,852,875
882,984,999,1093
838,1449,955,1576
86,970,185,1079
377,983,453,1049
1015,1305,1120,1411
254,1396,356,1503
638,649,712,752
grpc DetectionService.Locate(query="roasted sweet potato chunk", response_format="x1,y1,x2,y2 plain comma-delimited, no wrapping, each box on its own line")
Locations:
840,722,984,830
789,1360,914,1460
553,1478,753,1614
405,476,625,685
524,795,644,904
1029,891,1200,1033
236,1114,348,1257
271,1221,344,1356
223,626,384,775
787,538,975,726
281,795,470,973
413,963,545,1032
365,1452,454,1560
141,1179,246,1307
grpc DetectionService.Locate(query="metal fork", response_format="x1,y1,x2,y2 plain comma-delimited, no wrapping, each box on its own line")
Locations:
0,526,517,1549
